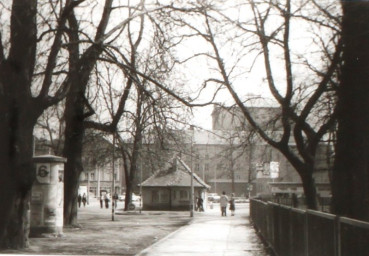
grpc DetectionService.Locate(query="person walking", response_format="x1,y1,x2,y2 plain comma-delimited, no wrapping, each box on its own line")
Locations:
113,192,118,209
100,194,104,209
77,194,82,208
219,191,229,216
104,193,110,209
197,196,204,212
229,193,236,216
82,193,87,207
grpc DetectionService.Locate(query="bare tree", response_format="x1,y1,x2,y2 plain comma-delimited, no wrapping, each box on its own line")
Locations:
61,0,171,225
0,0,86,248
81,1,193,212
163,0,341,209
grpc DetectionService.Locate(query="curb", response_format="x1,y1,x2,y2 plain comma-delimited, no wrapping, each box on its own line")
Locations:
135,218,195,256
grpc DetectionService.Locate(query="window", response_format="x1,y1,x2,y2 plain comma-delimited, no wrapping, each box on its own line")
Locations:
173,190,176,200
180,190,188,199
161,192,169,203
90,173,95,181
152,190,159,203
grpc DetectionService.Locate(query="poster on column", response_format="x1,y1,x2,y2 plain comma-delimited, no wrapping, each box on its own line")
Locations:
36,163,51,184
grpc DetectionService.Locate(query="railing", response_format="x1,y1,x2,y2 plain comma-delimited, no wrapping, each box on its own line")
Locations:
250,199,369,256
269,196,331,213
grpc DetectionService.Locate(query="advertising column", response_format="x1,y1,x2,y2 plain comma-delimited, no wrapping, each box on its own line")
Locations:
30,155,67,237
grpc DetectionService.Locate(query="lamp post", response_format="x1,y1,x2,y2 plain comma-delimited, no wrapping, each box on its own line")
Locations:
190,133,194,218
111,134,116,221
139,151,142,214
190,166,194,217
87,169,90,204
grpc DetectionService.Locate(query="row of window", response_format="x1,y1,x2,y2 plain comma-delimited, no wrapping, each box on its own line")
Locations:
80,171,119,181
151,189,189,203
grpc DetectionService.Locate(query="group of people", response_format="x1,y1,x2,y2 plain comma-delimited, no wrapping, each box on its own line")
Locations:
197,191,236,216
100,193,111,209
219,191,235,217
99,192,118,209
77,193,87,207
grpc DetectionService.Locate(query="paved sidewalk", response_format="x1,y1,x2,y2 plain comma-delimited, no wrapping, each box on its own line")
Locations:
137,204,269,256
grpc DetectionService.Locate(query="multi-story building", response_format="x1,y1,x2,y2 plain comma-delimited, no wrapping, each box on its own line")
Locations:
203,105,331,198
80,135,124,197
147,106,327,199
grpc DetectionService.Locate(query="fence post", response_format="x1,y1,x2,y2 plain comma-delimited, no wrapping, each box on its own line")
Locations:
305,208,309,256
335,215,341,256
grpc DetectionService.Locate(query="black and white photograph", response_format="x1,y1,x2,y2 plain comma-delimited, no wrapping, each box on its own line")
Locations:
0,0,368,255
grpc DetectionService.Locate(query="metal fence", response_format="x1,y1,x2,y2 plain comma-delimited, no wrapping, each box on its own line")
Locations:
250,199,369,256
269,196,331,213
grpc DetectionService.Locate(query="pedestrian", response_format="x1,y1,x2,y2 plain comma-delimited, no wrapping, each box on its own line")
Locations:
197,196,204,212
104,193,110,209
229,193,236,216
77,194,82,208
113,192,118,209
82,193,87,207
219,191,229,216
100,194,103,209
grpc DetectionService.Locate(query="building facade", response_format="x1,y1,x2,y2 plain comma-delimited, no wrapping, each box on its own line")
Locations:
179,106,331,198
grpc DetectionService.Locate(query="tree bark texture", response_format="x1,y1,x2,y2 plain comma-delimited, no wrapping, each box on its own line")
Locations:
0,62,40,248
0,121,37,248
62,84,86,225
332,2,369,221
0,0,42,248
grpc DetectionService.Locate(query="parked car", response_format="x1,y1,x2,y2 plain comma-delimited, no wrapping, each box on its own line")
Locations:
129,194,142,210
234,197,249,203
207,193,220,203
118,193,142,210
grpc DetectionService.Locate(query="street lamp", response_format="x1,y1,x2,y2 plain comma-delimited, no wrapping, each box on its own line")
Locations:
190,133,194,218
190,165,194,217
111,134,116,221
139,151,142,214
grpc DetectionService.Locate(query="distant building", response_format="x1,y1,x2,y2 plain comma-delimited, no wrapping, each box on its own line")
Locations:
211,105,282,131
34,134,125,197
80,135,124,197
207,105,331,198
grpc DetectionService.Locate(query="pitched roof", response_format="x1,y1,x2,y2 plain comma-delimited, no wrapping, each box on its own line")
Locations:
141,156,210,189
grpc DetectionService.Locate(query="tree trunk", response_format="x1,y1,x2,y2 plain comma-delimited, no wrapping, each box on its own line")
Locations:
63,91,85,225
0,108,38,248
300,172,318,210
281,148,318,209
331,2,369,221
